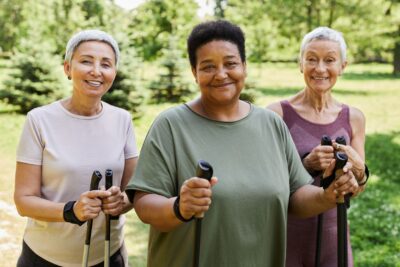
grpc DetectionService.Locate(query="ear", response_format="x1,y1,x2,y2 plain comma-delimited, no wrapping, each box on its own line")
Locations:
191,67,198,83
64,61,71,78
298,56,304,73
339,60,348,76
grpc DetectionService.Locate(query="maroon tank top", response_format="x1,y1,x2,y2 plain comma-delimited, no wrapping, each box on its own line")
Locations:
281,100,352,163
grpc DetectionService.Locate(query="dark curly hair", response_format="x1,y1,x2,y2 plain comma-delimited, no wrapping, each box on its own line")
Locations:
187,20,246,69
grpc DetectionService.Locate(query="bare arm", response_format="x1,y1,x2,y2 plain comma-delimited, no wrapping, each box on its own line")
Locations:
134,177,218,232
14,162,110,222
289,160,358,218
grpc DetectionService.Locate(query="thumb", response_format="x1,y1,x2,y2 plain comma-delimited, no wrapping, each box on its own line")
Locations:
322,159,336,178
210,176,218,187
86,190,112,199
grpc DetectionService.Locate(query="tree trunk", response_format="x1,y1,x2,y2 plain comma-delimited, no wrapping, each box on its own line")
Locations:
328,0,336,27
393,25,400,76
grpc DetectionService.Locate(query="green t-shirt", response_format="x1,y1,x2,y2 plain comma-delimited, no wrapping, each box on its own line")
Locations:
126,104,312,267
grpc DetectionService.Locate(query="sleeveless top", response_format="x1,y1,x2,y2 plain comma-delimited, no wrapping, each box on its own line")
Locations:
281,100,352,221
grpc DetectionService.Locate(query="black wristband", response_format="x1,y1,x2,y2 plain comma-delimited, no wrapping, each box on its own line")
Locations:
63,201,85,226
173,196,194,222
358,164,370,186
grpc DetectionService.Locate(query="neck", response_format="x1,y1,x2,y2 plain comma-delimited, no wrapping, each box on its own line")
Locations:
301,88,334,113
62,96,102,116
193,98,248,122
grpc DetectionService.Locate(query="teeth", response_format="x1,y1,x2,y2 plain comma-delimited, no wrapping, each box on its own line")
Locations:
314,77,327,80
87,80,101,86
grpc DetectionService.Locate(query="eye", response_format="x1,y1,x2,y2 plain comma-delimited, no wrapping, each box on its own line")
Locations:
226,61,238,68
81,60,92,65
101,63,112,68
201,65,216,72
325,58,335,64
306,57,317,62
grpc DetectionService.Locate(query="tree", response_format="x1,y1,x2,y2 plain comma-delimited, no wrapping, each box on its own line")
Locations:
127,0,200,61
149,36,194,103
0,45,67,113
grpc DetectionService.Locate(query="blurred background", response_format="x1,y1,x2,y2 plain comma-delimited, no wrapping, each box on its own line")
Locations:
0,0,399,266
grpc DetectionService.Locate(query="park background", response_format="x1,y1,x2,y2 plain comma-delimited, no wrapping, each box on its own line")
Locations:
0,0,399,266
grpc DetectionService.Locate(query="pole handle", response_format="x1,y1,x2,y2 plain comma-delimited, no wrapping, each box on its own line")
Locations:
195,160,213,218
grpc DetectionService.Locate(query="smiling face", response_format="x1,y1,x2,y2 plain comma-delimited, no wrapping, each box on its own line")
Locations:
300,39,346,94
192,40,246,106
64,41,117,99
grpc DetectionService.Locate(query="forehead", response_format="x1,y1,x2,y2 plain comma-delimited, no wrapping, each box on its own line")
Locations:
196,40,240,62
303,39,341,55
73,41,116,61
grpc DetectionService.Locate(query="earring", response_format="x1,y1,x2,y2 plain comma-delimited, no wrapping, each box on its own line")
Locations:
68,76,71,80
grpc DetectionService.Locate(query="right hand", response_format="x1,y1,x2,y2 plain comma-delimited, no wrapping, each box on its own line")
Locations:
303,145,335,172
73,190,111,221
178,176,218,220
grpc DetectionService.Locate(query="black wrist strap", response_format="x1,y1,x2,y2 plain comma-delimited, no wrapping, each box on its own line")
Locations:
358,164,370,186
173,196,193,222
63,201,85,226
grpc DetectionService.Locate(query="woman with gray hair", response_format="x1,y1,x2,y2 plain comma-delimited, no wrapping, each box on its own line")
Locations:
14,29,138,266
268,27,368,266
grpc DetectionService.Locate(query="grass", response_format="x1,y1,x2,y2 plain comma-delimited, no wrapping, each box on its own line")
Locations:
0,63,399,266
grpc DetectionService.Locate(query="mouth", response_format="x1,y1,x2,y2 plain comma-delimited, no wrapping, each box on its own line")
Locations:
312,77,329,81
211,82,234,88
85,80,103,87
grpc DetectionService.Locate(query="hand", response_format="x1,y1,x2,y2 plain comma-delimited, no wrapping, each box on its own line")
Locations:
333,142,365,182
74,190,111,221
322,160,359,203
303,145,335,172
101,186,125,216
178,176,218,220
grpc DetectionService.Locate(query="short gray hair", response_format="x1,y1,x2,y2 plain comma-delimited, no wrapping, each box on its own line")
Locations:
300,27,347,62
65,29,120,67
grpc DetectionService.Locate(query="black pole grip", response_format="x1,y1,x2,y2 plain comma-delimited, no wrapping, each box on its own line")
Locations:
321,135,332,146
105,169,113,190
85,171,102,245
196,160,213,181
335,136,346,145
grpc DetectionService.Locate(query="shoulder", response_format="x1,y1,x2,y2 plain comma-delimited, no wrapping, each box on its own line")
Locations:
266,101,283,117
26,101,61,121
348,105,366,129
252,105,287,130
103,102,131,118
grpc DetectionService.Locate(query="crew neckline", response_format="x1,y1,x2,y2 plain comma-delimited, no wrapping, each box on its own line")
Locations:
57,100,106,120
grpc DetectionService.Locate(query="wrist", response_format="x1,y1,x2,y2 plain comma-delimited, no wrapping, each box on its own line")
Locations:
357,164,370,186
173,196,194,222
63,201,85,226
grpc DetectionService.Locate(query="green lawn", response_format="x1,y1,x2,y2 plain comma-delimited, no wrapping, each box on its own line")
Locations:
0,63,399,266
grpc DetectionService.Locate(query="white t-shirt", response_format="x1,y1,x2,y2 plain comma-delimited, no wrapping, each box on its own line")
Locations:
16,100,138,266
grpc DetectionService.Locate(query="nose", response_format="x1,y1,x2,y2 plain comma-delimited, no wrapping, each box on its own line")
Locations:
315,60,327,72
90,63,101,76
214,66,228,80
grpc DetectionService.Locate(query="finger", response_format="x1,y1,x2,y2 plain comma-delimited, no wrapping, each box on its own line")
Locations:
210,176,218,187
322,159,336,178
86,190,112,199
186,178,211,188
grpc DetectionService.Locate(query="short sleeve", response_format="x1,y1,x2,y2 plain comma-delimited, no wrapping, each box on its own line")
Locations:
124,113,139,159
277,115,313,195
125,115,177,200
16,112,43,165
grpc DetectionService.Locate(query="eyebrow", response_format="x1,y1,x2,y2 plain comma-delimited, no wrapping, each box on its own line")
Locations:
199,55,239,65
78,54,114,62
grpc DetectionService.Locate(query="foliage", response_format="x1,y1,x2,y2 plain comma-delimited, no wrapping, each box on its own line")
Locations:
149,36,194,103
0,46,66,114
103,48,144,119
127,0,200,61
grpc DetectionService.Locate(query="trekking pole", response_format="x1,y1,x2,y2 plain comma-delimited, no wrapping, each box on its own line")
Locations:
104,169,113,267
333,152,348,267
315,135,332,267
82,171,103,267
194,160,213,267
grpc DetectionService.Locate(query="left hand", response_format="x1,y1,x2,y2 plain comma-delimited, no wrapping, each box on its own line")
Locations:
333,142,365,183
322,159,360,203
101,186,125,216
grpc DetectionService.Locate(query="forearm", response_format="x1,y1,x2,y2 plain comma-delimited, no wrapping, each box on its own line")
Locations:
14,195,65,222
289,184,336,218
120,192,134,214
134,192,183,232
